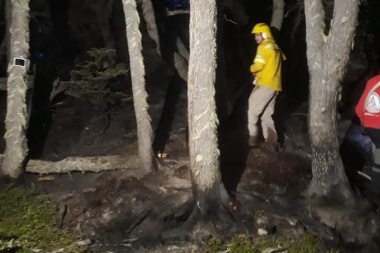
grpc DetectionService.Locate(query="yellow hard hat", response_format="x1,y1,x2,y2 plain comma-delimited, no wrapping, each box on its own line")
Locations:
251,23,272,39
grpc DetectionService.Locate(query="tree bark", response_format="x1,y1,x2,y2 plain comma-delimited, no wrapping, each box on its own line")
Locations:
188,0,229,217
271,0,285,31
122,0,157,173
141,0,161,56
305,0,360,199
2,0,30,178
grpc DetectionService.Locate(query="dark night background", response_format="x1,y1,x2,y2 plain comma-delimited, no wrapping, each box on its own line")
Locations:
0,0,380,158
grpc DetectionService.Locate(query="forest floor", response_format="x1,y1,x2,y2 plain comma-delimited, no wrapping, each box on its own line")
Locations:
13,65,380,252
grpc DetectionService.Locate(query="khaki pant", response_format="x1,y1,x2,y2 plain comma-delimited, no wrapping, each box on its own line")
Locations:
248,85,278,143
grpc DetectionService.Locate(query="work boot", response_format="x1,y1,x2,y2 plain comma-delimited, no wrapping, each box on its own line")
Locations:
248,135,259,147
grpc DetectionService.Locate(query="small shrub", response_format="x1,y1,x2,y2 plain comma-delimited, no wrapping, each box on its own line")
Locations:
67,48,131,110
288,234,319,253
228,234,255,253
204,236,223,253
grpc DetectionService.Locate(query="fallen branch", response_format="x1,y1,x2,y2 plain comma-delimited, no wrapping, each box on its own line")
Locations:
25,155,142,174
0,154,144,175
50,79,85,101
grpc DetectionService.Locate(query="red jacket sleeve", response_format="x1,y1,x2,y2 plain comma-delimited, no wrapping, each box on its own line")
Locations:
355,75,380,122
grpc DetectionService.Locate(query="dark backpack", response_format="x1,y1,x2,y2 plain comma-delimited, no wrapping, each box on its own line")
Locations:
164,0,189,11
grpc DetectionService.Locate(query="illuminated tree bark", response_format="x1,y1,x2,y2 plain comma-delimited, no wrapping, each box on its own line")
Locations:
2,0,30,178
122,0,157,173
305,0,360,199
187,0,231,218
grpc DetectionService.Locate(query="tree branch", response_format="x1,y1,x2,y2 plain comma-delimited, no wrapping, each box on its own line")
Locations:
0,154,146,176
327,0,360,77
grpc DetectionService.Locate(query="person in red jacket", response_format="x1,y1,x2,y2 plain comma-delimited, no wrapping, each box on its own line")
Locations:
355,74,380,193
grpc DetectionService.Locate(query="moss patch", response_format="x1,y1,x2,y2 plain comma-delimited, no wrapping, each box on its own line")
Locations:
204,234,339,253
0,185,84,253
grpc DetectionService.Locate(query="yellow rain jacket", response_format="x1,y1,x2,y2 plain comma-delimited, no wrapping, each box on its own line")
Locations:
250,36,284,91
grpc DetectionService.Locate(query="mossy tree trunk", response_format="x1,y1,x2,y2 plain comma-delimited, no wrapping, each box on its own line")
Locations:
304,0,360,199
188,0,231,219
122,0,157,173
2,0,30,178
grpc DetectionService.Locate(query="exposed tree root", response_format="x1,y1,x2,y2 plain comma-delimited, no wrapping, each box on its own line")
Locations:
161,188,239,243
125,210,151,235
308,180,354,205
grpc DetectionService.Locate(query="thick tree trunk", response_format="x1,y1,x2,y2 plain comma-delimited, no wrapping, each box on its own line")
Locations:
2,0,30,178
305,0,360,199
122,0,157,173
270,0,285,31
309,74,352,199
188,0,229,216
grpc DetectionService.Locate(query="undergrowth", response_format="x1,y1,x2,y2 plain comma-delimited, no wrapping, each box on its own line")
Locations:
67,48,132,111
204,234,339,253
0,185,84,253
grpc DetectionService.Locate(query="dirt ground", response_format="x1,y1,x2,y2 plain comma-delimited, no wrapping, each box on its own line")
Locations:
23,80,380,253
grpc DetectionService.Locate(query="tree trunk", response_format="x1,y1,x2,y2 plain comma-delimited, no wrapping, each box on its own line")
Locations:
305,0,360,199
271,0,285,31
188,0,230,217
1,0,30,178
122,0,157,173
141,0,161,56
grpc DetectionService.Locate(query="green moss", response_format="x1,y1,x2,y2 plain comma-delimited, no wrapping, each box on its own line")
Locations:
204,234,339,253
204,237,223,253
0,185,84,253
288,234,319,253
228,234,256,253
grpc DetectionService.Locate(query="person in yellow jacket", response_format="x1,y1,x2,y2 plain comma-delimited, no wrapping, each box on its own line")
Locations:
248,23,284,149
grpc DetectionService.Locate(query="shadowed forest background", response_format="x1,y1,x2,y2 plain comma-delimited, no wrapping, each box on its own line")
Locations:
1,0,380,157
1,0,380,252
